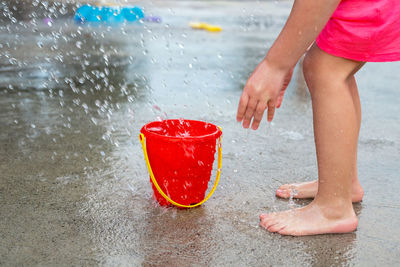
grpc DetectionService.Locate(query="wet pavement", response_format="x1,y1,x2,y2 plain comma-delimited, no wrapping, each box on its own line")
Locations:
1,0,400,266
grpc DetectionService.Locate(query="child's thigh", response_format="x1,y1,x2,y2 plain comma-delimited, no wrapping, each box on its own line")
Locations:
303,43,365,83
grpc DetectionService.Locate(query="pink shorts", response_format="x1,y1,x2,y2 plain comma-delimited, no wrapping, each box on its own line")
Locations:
316,0,400,62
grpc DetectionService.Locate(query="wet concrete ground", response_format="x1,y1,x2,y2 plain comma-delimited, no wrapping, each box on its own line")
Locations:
1,0,400,266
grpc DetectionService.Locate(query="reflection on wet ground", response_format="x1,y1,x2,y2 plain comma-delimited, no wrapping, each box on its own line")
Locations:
1,0,400,265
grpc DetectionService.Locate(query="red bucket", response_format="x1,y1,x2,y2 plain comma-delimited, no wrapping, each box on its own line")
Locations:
139,119,222,208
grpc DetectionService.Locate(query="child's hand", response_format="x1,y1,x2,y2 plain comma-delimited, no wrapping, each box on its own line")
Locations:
235,0,340,130
236,59,293,130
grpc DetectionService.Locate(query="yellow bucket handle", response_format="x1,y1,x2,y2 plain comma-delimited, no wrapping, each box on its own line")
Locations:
139,129,222,208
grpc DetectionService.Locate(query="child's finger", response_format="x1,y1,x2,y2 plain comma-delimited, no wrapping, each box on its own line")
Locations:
251,102,267,130
276,89,285,108
267,100,276,122
242,98,258,128
236,92,249,122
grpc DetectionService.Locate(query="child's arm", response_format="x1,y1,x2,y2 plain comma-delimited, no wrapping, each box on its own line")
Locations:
236,0,341,130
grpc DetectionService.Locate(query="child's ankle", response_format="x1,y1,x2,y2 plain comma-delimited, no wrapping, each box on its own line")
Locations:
312,198,355,219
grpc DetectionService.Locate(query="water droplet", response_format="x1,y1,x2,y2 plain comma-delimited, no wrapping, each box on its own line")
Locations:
91,117,98,125
82,103,88,112
76,41,82,49
43,18,53,26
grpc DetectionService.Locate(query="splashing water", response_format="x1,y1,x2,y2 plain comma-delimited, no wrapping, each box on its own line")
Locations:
288,189,298,209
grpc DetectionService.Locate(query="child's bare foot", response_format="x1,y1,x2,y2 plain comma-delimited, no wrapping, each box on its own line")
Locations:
259,201,358,236
276,180,364,202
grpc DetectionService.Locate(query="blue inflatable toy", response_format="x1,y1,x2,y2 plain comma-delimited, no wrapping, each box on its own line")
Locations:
74,5,144,24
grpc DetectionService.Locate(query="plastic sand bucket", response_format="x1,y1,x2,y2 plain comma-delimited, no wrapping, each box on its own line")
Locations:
139,119,222,208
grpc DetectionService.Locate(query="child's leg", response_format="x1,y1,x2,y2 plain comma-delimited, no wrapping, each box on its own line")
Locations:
260,44,364,236
275,60,364,202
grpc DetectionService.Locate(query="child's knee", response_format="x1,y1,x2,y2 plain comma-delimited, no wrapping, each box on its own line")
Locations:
302,48,343,95
302,51,320,93
302,45,364,94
